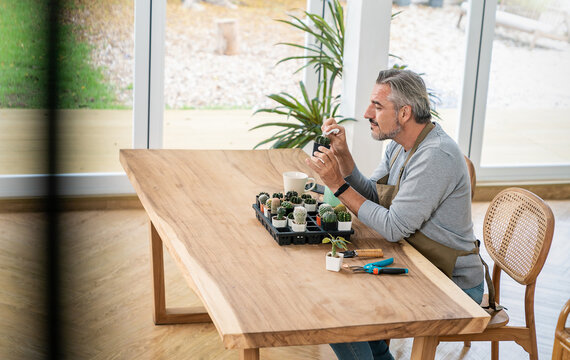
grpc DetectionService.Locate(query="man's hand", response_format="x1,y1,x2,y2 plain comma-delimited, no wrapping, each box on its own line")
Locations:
305,146,345,193
321,118,355,177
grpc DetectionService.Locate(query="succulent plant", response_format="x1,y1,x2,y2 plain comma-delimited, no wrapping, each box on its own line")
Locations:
322,211,337,223
293,206,307,225
304,197,317,205
337,211,352,222
301,193,312,200
281,201,293,210
265,199,272,211
258,194,269,207
285,190,298,200
315,135,331,146
334,204,347,214
271,198,281,213
290,196,302,205
258,191,269,198
318,203,334,216
276,206,286,220
322,235,351,257
272,192,283,199
287,212,295,220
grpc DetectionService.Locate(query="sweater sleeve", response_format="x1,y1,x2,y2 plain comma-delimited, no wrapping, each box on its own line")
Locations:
357,147,458,242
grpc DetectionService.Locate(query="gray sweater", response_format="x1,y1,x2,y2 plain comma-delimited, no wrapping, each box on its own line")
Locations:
346,122,484,289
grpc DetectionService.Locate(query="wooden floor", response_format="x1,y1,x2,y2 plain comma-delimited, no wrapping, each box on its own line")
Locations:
1,201,569,359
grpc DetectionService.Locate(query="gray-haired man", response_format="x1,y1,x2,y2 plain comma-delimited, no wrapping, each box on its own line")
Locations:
306,69,484,360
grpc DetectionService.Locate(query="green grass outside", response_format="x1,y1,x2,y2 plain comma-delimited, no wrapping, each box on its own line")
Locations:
0,0,119,108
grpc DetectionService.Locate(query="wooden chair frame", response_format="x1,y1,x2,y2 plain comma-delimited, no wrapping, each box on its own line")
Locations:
552,299,570,360
438,188,555,360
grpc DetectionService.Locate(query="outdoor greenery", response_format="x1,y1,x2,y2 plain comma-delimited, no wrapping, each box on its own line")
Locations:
0,0,119,108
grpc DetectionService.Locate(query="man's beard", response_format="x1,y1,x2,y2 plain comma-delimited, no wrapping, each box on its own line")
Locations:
370,118,402,141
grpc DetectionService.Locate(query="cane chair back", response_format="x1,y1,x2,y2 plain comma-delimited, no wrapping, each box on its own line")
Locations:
552,299,570,360
483,188,554,285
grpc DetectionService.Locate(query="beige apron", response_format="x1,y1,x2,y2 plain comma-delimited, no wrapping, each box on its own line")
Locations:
375,123,501,312
375,122,477,279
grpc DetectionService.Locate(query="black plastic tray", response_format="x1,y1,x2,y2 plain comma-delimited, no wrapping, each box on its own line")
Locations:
252,204,354,246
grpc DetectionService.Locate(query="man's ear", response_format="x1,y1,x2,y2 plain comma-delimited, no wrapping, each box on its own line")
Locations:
399,105,412,124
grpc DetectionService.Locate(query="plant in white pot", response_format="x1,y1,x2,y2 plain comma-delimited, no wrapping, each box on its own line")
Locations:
290,195,303,208
272,206,288,228
291,206,307,232
317,203,333,226
264,199,272,217
322,235,351,272
258,193,269,212
287,212,295,227
337,211,352,231
303,196,317,212
270,197,281,214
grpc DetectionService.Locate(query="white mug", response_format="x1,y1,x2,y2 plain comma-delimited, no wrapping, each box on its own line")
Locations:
283,171,317,195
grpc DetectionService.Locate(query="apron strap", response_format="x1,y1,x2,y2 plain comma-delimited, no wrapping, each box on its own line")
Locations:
394,122,435,193
475,240,506,313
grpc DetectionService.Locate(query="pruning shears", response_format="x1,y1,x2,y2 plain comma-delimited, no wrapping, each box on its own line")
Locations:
344,257,409,275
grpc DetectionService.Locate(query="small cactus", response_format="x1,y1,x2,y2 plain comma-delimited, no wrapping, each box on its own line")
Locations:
287,212,295,219
276,206,286,220
281,201,293,210
304,197,317,205
318,203,334,216
314,135,331,146
337,211,352,222
258,194,269,207
285,190,298,200
290,196,302,205
258,191,269,198
334,204,347,214
301,193,312,200
272,192,283,199
271,198,280,213
293,207,307,224
265,199,272,211
322,211,337,223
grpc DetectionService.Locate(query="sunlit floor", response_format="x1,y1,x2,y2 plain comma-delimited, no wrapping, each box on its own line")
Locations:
1,108,569,174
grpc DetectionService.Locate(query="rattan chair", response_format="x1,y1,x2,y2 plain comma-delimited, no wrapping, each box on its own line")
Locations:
438,187,555,360
552,299,570,360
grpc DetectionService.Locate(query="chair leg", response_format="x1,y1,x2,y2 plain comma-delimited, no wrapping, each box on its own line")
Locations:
464,341,471,347
491,341,499,360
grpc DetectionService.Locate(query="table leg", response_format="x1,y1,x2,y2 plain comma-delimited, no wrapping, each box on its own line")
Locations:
150,221,211,325
410,336,438,360
240,348,260,360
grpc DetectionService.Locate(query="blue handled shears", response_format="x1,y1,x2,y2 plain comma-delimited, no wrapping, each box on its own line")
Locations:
347,257,409,275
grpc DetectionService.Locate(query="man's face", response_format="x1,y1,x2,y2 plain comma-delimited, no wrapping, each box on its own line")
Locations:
364,83,402,141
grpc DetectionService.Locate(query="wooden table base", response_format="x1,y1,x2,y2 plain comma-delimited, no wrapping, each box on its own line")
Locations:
150,222,212,325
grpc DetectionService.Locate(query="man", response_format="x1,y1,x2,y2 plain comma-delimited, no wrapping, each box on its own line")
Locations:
306,69,484,360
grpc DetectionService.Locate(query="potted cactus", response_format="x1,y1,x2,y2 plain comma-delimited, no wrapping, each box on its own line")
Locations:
334,203,347,214
272,206,288,228
258,193,269,212
303,197,317,212
285,190,298,201
281,200,294,215
312,134,331,155
301,193,312,200
264,198,272,217
287,212,295,227
317,203,333,226
321,211,338,231
291,207,307,232
323,235,351,272
337,211,352,231
290,196,303,207
272,192,283,199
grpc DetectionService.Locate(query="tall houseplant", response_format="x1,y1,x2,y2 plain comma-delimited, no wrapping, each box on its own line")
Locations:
251,0,354,149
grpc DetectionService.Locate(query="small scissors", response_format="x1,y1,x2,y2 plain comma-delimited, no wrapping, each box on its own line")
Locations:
344,257,409,275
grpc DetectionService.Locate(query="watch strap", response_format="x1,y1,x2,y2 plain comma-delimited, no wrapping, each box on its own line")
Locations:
333,183,350,197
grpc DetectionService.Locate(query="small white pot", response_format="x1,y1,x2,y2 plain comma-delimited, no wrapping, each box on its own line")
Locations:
338,221,352,231
291,222,306,232
264,208,270,217
326,252,344,272
288,217,294,227
293,203,304,208
272,217,287,228
304,203,317,212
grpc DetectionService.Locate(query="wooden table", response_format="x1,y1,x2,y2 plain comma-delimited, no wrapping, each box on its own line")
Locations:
120,149,490,360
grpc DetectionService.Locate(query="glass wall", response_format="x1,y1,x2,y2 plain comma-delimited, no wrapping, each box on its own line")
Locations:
162,0,306,150
480,0,570,167
389,3,468,141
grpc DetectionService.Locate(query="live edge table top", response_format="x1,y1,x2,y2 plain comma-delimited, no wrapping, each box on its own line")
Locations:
120,148,489,351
